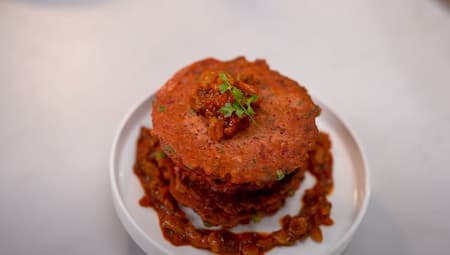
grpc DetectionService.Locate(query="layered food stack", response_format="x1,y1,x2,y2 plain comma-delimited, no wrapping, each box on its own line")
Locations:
150,57,321,228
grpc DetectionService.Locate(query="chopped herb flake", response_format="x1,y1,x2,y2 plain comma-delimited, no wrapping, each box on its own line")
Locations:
203,221,212,228
154,151,166,163
251,212,262,223
275,170,285,181
158,105,166,112
189,108,197,115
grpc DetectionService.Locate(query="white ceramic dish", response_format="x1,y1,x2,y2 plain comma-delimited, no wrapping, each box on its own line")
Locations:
110,92,370,255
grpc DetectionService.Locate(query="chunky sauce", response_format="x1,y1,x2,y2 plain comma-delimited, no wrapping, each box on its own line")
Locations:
191,71,260,141
134,127,333,255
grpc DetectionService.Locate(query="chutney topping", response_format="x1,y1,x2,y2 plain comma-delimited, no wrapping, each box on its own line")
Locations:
190,71,260,141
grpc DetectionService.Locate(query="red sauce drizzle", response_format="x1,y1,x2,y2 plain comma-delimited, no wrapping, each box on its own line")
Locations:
134,127,333,255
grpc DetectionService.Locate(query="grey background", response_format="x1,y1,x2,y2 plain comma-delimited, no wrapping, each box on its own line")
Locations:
1,0,450,254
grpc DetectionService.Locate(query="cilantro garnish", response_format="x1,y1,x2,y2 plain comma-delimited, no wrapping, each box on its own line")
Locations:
218,72,231,94
231,87,243,100
220,102,235,117
218,72,258,123
158,105,166,112
154,151,166,163
251,211,262,223
275,170,285,181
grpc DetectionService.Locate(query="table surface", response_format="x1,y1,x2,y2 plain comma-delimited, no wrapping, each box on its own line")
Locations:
1,0,450,254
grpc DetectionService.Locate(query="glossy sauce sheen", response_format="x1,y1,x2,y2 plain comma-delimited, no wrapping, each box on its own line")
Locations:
134,127,333,255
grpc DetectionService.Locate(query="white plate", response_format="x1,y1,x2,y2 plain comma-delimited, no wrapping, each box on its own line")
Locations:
110,93,370,255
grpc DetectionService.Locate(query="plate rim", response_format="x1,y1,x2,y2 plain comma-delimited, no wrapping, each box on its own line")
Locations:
314,97,371,254
110,91,371,255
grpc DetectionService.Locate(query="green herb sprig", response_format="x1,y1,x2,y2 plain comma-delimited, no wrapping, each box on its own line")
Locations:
218,73,258,123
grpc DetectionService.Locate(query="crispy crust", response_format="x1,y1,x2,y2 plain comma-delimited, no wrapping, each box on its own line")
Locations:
152,57,319,185
169,166,306,228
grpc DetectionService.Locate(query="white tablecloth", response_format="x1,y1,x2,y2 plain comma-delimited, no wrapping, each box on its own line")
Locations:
1,0,449,254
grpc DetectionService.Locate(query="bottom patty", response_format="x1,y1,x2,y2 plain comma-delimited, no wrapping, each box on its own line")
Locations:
169,166,305,228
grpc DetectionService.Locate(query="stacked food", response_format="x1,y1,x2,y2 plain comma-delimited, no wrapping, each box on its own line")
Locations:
134,57,333,254
151,57,320,227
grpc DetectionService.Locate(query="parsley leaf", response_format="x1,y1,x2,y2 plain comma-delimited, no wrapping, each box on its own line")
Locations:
231,87,243,100
217,72,258,124
219,83,230,94
245,95,258,117
219,102,235,117
219,72,229,83
246,95,258,105
235,107,244,118
218,73,232,94
246,104,255,116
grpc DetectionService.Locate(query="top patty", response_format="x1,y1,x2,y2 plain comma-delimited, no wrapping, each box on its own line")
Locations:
152,57,319,185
